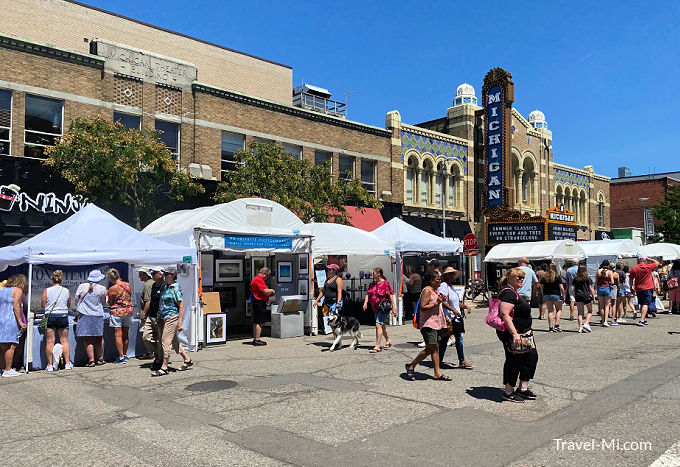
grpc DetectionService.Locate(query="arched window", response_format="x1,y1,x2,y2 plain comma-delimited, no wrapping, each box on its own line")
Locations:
405,156,417,204
564,187,572,215
579,190,588,225
421,160,432,205
521,157,537,207
512,152,521,206
435,162,443,206
598,193,605,227
448,164,464,210
555,185,563,206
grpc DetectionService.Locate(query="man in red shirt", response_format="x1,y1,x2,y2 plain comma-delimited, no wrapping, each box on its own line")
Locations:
250,267,275,346
630,255,660,326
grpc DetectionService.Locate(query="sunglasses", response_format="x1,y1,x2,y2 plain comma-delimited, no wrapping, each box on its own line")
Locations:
516,276,526,281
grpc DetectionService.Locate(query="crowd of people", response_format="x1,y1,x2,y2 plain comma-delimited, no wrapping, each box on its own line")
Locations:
0,266,192,378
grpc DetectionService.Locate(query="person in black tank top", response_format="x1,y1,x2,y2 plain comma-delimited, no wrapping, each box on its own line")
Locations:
313,264,344,338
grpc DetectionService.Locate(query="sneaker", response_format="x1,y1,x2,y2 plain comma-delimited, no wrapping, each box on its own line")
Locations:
1,369,22,378
447,338,455,346
515,388,537,400
610,321,619,326
45,365,54,372
548,327,555,333
578,328,583,334
638,320,648,327
113,357,127,364
502,391,525,403
123,355,129,362
602,322,610,327
569,316,575,321
64,363,74,370
583,323,592,332
417,341,426,348
618,318,627,323
252,339,267,346
554,325,562,332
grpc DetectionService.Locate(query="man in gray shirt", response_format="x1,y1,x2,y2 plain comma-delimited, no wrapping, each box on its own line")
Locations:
517,257,538,304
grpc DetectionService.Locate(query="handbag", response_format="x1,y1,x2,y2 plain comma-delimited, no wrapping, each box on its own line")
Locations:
508,330,536,354
440,317,453,337
39,286,63,331
485,287,517,331
378,299,392,314
668,277,678,289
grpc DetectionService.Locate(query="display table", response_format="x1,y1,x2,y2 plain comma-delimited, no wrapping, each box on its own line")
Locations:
30,315,147,370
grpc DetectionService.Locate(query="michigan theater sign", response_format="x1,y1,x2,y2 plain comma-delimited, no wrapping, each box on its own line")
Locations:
483,68,514,210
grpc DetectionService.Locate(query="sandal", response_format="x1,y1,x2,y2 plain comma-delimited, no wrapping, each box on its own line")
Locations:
459,361,475,369
86,361,96,367
151,368,169,377
383,343,392,349
369,348,382,353
181,360,194,370
96,359,106,366
404,363,416,381
433,374,452,381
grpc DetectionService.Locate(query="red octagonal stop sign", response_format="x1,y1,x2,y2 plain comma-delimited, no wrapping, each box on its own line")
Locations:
463,233,477,250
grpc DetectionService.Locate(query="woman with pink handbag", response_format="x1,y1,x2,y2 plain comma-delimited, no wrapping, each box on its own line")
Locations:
496,268,539,403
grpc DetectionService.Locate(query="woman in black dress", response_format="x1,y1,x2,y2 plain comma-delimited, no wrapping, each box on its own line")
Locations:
497,267,539,403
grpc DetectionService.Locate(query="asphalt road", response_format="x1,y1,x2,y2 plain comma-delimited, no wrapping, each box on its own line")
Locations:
2,306,679,466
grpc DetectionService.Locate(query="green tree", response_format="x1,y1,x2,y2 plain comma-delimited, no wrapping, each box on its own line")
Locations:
652,185,680,244
214,142,381,223
44,117,204,229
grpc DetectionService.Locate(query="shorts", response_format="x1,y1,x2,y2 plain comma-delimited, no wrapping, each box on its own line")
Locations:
544,294,561,302
610,285,618,298
109,314,133,328
252,299,268,325
420,327,439,346
596,286,612,298
375,311,389,325
636,289,654,307
46,314,69,330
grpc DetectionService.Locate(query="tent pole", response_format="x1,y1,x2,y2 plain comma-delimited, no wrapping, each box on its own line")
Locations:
24,262,33,374
193,263,199,351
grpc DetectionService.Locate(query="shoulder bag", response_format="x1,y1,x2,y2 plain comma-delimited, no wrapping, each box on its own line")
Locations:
40,286,64,331
485,287,518,331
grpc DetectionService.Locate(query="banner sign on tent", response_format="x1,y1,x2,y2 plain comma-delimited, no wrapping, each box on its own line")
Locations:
224,235,292,250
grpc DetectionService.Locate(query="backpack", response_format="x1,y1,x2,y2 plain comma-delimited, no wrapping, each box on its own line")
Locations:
485,287,518,331
412,296,421,329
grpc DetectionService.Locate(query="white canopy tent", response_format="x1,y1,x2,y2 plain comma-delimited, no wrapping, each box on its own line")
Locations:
0,204,199,369
484,240,587,263
142,198,310,254
639,243,680,260
578,239,639,278
301,223,395,333
372,218,463,255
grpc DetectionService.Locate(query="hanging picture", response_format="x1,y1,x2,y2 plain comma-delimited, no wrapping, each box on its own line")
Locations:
298,253,309,275
252,257,267,276
206,313,226,344
297,279,308,299
215,259,243,282
277,261,293,283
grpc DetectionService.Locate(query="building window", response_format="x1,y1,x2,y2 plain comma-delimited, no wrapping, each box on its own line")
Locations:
421,161,432,205
24,94,63,159
0,89,10,155
315,150,332,169
447,173,455,207
282,143,302,160
221,131,245,174
339,155,354,180
434,163,443,206
406,157,417,204
155,120,179,161
361,159,376,195
114,112,141,130
598,194,605,227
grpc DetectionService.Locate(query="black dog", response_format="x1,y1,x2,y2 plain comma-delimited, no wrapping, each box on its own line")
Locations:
327,311,362,350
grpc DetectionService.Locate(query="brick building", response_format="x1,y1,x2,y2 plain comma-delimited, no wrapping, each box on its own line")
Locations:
610,172,680,242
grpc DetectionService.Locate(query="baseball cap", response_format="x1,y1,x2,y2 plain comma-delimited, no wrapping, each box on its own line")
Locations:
138,267,151,275
326,263,340,270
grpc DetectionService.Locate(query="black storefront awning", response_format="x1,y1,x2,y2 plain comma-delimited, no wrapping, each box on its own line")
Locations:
400,215,472,240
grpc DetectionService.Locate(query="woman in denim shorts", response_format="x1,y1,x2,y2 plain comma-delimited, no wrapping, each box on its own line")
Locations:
41,270,73,371
107,269,133,364
364,267,396,353
595,261,614,326
539,264,565,332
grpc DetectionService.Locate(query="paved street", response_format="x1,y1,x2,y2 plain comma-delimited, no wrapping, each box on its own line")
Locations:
3,307,680,467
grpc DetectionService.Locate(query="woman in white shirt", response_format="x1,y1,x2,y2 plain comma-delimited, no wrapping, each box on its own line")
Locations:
438,267,474,369
75,270,108,367
41,270,72,371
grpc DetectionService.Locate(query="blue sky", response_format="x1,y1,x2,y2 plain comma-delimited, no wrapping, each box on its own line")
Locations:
86,0,680,178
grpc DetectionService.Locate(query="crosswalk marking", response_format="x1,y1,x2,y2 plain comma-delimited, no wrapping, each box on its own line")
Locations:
650,441,680,467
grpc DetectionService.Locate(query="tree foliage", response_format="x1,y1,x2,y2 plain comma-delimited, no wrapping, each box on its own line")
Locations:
44,117,204,229
214,142,382,223
652,185,680,244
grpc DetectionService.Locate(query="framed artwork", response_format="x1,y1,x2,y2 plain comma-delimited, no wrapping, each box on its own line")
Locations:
298,254,309,275
206,313,226,344
215,259,243,282
277,261,293,283
252,257,267,276
297,279,308,299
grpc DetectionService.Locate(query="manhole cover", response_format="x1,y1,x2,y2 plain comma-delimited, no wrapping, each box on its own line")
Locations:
185,380,238,393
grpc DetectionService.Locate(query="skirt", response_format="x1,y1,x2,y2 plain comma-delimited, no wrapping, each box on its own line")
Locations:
76,315,104,337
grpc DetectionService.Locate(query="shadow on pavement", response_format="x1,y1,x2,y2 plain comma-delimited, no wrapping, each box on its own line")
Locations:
466,386,503,403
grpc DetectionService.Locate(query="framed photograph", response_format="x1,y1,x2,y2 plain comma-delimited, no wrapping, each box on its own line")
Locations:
215,259,243,282
252,257,267,276
297,279,308,299
298,253,309,275
277,261,293,283
206,313,226,344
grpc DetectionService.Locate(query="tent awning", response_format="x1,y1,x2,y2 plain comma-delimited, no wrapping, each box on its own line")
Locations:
400,215,471,241
301,223,394,257
577,239,639,258
372,217,463,254
639,243,680,260
484,240,586,263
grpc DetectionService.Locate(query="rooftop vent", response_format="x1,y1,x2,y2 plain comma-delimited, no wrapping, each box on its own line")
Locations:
293,84,346,118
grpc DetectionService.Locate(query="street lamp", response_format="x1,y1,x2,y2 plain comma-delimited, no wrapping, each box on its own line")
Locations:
639,197,649,245
441,164,448,239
